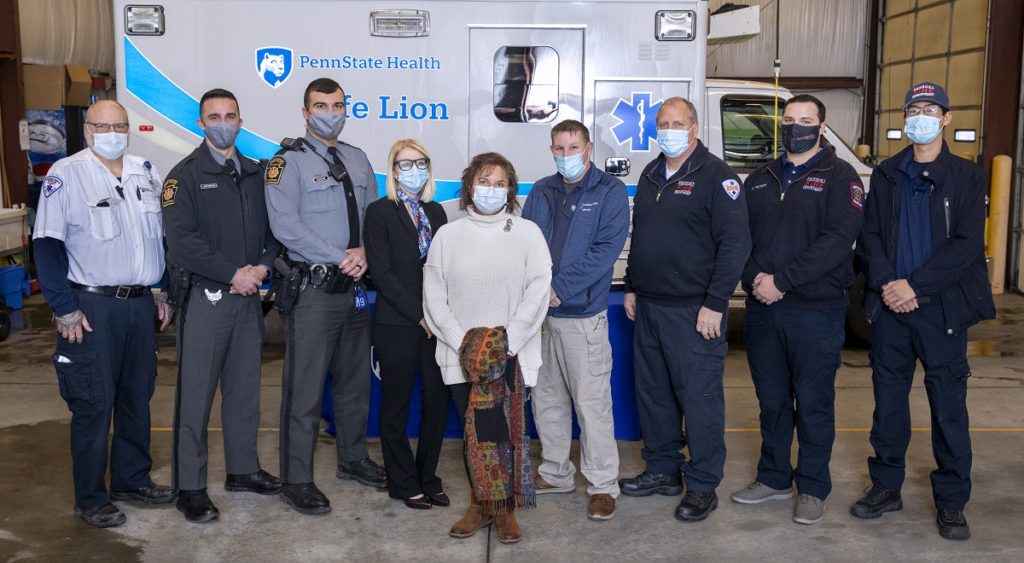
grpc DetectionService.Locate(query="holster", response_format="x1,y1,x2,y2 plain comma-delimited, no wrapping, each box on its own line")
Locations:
271,256,306,314
166,264,193,311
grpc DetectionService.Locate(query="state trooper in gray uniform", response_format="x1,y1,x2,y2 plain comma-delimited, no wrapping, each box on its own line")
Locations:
265,77,385,515
162,89,282,523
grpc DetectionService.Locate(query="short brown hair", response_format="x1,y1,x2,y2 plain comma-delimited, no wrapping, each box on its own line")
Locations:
550,119,590,144
459,152,520,213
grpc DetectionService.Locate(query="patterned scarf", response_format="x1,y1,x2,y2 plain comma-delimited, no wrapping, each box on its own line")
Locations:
396,190,432,258
459,326,535,514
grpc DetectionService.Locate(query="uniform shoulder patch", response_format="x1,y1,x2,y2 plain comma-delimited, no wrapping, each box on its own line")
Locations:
265,156,286,185
161,179,179,207
849,181,865,212
722,178,741,201
42,176,64,198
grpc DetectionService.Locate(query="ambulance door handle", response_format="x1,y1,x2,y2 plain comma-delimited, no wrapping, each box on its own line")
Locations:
605,157,630,176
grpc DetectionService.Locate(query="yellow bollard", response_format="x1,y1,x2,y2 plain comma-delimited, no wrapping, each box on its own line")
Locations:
988,155,1012,294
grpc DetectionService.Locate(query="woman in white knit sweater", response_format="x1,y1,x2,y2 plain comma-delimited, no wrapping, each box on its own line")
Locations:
423,152,551,544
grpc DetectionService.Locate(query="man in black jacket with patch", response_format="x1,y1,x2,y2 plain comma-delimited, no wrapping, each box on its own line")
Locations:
162,89,282,522
619,97,750,523
730,95,864,526
851,82,995,541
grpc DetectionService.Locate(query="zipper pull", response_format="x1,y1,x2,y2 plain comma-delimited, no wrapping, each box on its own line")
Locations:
656,190,662,202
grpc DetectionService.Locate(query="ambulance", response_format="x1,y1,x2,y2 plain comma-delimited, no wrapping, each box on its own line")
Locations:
114,0,873,338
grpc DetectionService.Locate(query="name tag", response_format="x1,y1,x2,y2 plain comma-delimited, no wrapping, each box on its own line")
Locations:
313,174,329,183
200,183,218,190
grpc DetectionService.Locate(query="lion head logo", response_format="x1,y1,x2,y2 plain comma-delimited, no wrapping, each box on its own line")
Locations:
255,47,293,89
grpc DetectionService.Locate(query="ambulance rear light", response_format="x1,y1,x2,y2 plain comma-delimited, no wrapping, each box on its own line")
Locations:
370,10,430,38
655,10,696,41
125,5,165,36
886,129,903,141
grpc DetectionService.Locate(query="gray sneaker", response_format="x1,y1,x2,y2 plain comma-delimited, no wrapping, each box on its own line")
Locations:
793,494,825,525
731,481,794,504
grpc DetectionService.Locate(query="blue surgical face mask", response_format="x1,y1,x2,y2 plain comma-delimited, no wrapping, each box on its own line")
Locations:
397,167,429,194
554,151,587,181
307,111,345,140
656,127,690,158
904,115,942,145
472,185,508,214
91,132,129,160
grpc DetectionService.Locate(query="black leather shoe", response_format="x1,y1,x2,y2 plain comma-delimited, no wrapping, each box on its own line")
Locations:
176,489,219,523
280,483,331,515
427,491,451,507
674,490,718,522
336,458,387,489
110,483,177,504
225,469,282,495
73,503,126,528
618,471,683,497
850,483,903,519
937,509,970,540
403,495,432,510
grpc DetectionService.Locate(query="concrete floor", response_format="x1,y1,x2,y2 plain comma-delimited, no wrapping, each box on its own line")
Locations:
2,294,1023,562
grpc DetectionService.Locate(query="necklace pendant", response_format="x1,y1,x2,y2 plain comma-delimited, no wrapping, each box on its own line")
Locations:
504,218,513,232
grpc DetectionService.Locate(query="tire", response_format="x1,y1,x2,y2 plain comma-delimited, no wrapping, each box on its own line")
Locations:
0,311,10,343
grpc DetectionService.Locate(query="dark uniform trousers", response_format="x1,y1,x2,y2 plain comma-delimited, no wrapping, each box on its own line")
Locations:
280,283,371,484
53,291,158,509
374,323,450,498
633,300,727,492
745,302,845,500
172,286,263,490
868,303,972,511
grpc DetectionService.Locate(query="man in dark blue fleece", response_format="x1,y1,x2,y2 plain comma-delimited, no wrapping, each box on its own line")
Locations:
618,97,751,523
522,119,630,522
730,95,864,526
851,82,994,541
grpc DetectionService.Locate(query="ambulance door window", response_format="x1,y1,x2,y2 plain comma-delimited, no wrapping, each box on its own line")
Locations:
720,96,785,172
493,46,559,123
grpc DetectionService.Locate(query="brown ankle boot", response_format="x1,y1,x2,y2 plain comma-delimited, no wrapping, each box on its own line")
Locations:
449,489,494,538
494,509,523,544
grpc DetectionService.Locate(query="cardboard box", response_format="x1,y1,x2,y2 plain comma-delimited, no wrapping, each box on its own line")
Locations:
23,64,92,110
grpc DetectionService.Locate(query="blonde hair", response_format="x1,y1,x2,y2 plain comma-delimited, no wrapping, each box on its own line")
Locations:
385,139,436,203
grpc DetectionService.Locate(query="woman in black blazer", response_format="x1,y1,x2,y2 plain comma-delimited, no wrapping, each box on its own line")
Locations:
364,139,449,510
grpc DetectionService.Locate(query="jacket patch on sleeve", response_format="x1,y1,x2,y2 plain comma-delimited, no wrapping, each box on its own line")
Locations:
161,179,178,207
722,179,741,200
265,156,286,185
42,176,63,198
850,181,865,212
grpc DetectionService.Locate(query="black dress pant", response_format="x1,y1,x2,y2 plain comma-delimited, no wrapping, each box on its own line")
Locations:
375,323,450,498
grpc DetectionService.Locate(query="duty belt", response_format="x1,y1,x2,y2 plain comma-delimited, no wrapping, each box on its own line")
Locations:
69,282,150,299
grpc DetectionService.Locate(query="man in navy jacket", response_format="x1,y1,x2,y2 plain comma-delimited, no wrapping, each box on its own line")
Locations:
619,97,750,523
522,119,629,522
851,82,995,541
730,95,864,526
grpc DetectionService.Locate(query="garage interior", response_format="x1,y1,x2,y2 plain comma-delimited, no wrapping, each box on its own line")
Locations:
1,1,1023,561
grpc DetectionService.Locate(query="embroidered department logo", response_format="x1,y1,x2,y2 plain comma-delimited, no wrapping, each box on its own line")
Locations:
161,179,178,207
850,181,865,212
265,156,286,185
610,92,664,152
255,46,293,89
42,175,63,198
803,176,827,192
751,183,768,191
722,179,741,200
674,180,695,195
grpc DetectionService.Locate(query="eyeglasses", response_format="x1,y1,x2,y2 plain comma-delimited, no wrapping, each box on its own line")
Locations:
395,158,430,171
905,104,942,117
87,121,130,133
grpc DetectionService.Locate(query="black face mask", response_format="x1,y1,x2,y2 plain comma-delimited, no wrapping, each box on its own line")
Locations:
781,123,821,155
